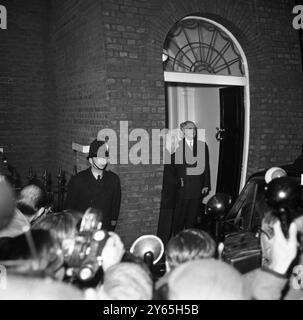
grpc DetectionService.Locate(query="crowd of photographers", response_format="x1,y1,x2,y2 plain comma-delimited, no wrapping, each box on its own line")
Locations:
0,175,302,300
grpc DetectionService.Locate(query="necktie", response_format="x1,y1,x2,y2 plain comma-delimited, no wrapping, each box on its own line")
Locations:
97,175,101,182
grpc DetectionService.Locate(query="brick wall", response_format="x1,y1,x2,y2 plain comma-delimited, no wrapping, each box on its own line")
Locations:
51,0,303,247
49,0,108,176
1,0,303,247
48,0,302,247
0,0,54,182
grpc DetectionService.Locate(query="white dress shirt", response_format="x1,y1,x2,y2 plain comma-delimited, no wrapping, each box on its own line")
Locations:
185,138,193,149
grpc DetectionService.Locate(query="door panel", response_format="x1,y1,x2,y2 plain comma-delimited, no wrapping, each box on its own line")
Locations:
216,87,244,200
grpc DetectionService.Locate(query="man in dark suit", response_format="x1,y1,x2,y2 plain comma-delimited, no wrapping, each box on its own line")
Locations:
65,139,121,231
171,121,210,235
157,148,178,245
158,121,210,240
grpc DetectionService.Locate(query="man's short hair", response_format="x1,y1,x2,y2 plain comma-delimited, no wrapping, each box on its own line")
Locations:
0,229,63,277
33,210,82,247
17,184,48,218
167,259,248,300
102,262,153,300
165,229,216,270
180,121,197,131
0,229,55,261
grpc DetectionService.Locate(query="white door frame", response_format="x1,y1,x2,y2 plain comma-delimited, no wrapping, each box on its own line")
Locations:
163,16,250,194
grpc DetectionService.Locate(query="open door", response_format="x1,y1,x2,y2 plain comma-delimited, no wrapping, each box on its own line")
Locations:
216,87,244,201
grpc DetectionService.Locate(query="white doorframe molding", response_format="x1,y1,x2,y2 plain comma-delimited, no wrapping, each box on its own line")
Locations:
178,88,187,124
167,86,174,129
164,16,250,194
164,72,247,87
185,87,196,122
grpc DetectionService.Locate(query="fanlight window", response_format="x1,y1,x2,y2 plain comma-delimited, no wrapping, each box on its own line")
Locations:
163,19,245,76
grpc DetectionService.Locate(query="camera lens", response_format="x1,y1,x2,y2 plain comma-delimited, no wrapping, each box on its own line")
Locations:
93,230,105,241
79,266,93,281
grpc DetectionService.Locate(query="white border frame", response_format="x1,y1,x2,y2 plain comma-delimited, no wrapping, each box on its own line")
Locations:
164,16,250,193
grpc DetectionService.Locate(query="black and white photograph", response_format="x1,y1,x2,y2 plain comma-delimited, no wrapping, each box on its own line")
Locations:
0,0,303,308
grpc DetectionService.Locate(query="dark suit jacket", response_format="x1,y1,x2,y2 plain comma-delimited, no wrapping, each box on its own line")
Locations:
157,139,210,242
65,169,121,230
174,139,211,199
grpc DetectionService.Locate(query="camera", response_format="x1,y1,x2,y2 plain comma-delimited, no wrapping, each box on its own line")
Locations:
64,208,109,282
265,176,303,238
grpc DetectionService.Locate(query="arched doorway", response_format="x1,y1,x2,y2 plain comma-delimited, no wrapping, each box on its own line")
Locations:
163,16,250,201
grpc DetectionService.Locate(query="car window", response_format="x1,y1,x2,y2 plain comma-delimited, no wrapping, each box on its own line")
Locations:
225,178,262,231
224,176,301,233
